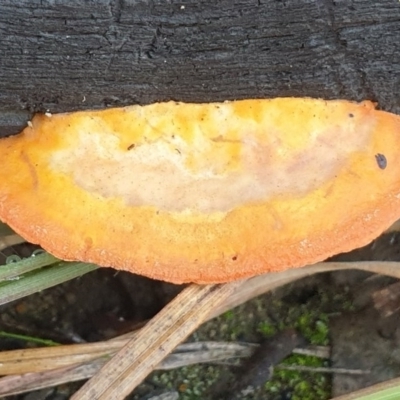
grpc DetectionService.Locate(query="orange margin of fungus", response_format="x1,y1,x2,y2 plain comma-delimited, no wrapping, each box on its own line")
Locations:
0,98,400,284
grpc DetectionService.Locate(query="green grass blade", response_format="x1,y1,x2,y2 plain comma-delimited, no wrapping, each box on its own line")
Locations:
349,387,400,400
0,331,60,346
333,377,400,400
0,252,59,281
0,262,98,305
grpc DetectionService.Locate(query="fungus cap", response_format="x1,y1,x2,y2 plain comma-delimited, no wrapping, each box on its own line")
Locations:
0,98,400,283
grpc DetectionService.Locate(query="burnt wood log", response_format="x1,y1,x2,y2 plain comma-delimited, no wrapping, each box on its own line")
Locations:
0,0,399,137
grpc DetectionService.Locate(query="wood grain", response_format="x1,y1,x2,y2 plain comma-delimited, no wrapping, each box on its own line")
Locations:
0,0,399,136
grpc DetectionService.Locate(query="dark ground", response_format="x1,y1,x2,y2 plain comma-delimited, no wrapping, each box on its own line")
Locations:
1,0,399,137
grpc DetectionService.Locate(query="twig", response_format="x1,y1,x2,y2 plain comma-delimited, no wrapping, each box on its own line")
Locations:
164,342,256,370
237,330,305,387
147,392,179,400
215,329,306,400
292,345,330,359
275,365,370,375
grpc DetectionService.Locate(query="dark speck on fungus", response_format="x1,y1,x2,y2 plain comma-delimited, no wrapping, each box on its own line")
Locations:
375,153,387,170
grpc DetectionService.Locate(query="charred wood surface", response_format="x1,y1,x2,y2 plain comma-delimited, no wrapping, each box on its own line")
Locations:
0,0,399,136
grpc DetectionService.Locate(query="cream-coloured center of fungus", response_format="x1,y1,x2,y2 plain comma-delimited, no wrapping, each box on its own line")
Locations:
50,104,372,213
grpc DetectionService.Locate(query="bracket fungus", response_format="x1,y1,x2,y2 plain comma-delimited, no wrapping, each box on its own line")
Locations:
0,98,400,284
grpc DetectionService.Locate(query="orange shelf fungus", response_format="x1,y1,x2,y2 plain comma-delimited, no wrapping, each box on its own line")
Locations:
0,98,400,284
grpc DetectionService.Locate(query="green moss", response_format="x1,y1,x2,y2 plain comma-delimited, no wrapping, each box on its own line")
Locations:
132,280,353,399
222,309,234,320
263,310,331,399
296,314,329,345
257,321,277,337
266,354,330,400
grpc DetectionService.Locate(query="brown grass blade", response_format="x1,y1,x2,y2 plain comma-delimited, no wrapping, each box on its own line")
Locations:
71,281,241,400
0,342,257,396
210,261,400,319
0,261,399,397
0,359,105,396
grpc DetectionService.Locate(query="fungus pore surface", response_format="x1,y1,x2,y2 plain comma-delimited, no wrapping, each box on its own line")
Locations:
0,98,400,283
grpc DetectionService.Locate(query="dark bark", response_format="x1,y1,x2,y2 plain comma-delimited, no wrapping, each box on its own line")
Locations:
0,0,399,136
